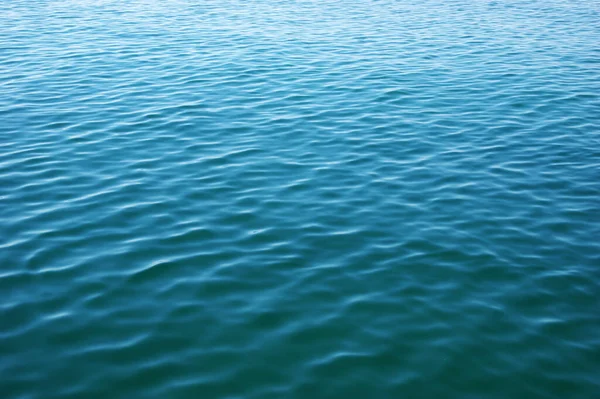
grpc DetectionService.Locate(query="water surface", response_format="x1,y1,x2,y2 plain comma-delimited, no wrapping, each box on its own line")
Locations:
1,0,600,398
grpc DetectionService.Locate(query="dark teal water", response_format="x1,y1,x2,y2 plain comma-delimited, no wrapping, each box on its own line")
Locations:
2,0,600,398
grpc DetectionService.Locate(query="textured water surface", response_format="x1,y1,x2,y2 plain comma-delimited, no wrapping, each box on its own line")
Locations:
1,0,600,398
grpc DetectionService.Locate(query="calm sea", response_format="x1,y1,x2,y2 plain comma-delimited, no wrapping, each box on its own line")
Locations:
1,0,599,398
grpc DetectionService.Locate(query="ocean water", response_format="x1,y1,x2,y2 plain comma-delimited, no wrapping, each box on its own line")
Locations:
1,0,600,397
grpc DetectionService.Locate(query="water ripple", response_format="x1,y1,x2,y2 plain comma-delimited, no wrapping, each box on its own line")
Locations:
2,0,600,398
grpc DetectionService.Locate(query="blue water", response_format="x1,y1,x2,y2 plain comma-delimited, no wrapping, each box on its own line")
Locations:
1,0,600,398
